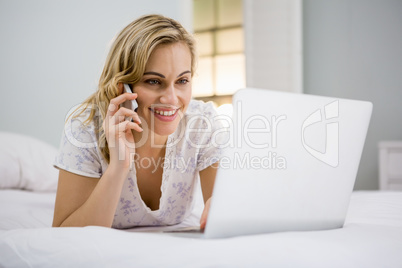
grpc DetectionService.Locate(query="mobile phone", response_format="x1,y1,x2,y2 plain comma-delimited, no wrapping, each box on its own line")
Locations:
122,84,138,111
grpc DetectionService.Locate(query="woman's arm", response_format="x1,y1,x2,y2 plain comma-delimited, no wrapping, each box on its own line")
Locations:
53,87,141,227
52,167,128,227
199,161,219,229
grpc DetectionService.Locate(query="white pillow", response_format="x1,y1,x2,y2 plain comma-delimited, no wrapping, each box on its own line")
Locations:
0,132,59,192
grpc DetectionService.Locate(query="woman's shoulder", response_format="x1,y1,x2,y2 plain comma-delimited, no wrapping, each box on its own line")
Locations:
63,104,101,147
181,100,229,137
67,103,97,120
186,99,218,117
55,104,103,178
66,104,100,128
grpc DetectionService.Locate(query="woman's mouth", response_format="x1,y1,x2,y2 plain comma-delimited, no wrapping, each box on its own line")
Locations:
150,107,180,122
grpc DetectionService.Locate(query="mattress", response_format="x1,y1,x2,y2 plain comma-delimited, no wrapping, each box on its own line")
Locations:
1,189,402,268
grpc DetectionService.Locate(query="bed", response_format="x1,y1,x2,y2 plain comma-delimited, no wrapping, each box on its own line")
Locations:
1,132,402,268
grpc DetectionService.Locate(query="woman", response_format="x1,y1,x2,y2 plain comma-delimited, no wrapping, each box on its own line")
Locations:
52,14,226,229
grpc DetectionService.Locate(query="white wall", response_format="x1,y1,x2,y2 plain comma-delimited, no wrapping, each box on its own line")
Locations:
244,0,303,93
0,0,191,148
303,0,402,190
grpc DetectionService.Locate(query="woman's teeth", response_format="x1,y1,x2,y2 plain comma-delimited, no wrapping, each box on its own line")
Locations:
154,109,177,116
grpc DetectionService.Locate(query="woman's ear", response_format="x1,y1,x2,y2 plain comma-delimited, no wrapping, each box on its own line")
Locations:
117,82,124,94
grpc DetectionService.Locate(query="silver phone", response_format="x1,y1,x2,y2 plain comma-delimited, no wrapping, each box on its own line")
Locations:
122,84,138,111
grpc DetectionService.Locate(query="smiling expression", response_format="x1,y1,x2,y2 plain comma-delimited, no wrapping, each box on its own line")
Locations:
133,42,192,137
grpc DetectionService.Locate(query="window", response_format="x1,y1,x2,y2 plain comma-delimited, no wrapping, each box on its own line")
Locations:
192,0,245,107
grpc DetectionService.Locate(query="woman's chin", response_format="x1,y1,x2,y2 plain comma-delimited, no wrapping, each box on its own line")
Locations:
149,113,184,138
152,126,177,137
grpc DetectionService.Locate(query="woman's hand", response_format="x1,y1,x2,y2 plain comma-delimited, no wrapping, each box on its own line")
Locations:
199,162,219,230
200,197,211,229
103,89,142,171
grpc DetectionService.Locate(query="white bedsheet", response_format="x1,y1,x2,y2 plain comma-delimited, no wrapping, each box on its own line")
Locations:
0,190,55,230
1,190,402,267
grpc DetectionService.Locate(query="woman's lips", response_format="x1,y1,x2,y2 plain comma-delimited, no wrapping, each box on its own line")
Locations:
150,107,180,122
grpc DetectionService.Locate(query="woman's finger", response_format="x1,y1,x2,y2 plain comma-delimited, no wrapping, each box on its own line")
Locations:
112,107,141,124
103,115,143,140
106,93,138,118
130,112,141,125
118,120,143,133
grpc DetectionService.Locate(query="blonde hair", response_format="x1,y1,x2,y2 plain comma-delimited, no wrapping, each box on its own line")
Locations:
76,14,196,162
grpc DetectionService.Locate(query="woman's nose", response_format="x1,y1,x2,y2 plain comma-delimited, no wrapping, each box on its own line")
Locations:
160,84,179,105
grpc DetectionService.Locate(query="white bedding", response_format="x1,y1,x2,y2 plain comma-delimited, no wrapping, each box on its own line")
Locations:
1,131,401,267
1,190,402,268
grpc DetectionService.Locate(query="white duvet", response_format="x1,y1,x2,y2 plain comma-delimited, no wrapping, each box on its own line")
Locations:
1,190,402,268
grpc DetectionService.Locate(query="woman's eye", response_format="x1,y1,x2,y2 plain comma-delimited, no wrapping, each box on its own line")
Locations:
146,79,160,85
177,78,189,84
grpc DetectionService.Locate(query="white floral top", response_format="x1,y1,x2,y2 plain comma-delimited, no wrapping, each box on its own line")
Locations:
54,100,227,228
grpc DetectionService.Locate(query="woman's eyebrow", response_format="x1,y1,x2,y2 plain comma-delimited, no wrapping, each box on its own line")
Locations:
177,70,191,77
143,71,165,78
143,70,191,78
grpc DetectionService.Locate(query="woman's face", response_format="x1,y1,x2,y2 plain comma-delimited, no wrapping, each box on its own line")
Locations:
133,42,192,138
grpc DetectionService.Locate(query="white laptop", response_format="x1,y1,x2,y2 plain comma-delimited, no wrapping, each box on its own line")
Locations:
168,88,372,239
